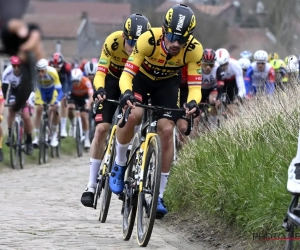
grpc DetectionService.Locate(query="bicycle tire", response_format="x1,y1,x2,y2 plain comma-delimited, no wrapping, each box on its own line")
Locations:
122,132,141,241
136,134,162,247
93,170,104,210
43,123,49,164
76,118,83,157
9,121,18,169
98,132,116,223
38,120,44,165
19,120,25,169
285,227,295,250
56,122,61,157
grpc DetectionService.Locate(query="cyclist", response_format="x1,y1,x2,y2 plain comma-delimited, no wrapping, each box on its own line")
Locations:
238,58,251,77
107,4,203,216
0,80,4,162
268,52,280,62
215,48,245,113
80,13,151,207
49,52,72,138
67,68,93,148
244,50,275,96
32,59,63,147
2,56,34,154
240,50,253,62
269,59,288,91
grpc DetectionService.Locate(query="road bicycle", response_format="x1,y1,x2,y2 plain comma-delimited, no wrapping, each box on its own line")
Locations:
5,104,32,169
119,102,193,247
39,103,60,164
72,105,85,157
93,99,123,223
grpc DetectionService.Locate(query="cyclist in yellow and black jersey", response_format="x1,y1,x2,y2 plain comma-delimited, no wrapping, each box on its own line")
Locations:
81,13,151,208
105,4,203,216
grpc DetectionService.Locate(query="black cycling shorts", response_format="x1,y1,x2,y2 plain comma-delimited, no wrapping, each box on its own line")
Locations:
94,73,120,125
133,71,180,123
6,87,18,104
68,94,88,111
201,87,217,103
224,79,238,103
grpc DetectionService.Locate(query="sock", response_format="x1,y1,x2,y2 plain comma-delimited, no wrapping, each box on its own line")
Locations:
61,118,67,130
52,125,58,134
159,172,170,199
88,158,102,188
8,128,11,137
34,129,39,139
115,138,130,166
84,130,89,141
26,134,32,143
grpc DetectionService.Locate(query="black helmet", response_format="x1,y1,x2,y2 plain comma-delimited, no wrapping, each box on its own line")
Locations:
123,13,151,45
163,4,196,37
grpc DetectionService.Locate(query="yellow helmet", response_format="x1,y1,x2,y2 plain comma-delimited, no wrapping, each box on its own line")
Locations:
268,53,279,62
269,59,285,70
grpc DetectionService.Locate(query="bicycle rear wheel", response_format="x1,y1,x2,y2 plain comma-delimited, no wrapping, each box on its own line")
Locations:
10,121,19,169
136,135,162,247
76,118,83,157
122,132,141,241
98,131,116,223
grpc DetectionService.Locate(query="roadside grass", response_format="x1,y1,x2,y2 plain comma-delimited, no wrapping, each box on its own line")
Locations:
164,84,300,247
1,136,77,168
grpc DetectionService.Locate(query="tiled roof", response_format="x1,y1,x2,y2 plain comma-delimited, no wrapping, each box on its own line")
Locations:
193,2,232,16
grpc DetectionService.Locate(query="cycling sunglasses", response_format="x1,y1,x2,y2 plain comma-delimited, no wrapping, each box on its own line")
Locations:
126,39,136,47
165,33,189,44
202,63,214,68
37,69,46,74
12,64,20,69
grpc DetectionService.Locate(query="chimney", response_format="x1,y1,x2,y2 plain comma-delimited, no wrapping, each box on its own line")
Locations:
81,11,88,20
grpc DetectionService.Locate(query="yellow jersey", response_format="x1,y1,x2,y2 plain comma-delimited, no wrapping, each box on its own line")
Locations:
94,31,129,90
119,27,203,103
37,66,61,90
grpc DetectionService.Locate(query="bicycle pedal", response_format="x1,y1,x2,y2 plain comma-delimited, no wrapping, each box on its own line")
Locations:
155,213,165,220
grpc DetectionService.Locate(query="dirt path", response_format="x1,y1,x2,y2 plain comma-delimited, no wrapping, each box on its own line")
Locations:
0,155,204,250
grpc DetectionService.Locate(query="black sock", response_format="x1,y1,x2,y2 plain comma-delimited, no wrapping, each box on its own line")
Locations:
26,134,32,143
8,128,11,137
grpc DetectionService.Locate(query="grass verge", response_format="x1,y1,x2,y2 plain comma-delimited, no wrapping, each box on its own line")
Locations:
164,86,300,248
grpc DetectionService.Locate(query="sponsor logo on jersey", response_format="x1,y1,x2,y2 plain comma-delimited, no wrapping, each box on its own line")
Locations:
197,68,202,74
99,58,108,65
168,61,175,65
128,56,134,62
95,114,103,122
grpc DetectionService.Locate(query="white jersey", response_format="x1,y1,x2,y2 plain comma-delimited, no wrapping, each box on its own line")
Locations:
201,62,219,90
222,58,245,97
2,65,21,88
247,62,274,87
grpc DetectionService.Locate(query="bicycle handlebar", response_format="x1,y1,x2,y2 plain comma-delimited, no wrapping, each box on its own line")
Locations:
93,99,194,135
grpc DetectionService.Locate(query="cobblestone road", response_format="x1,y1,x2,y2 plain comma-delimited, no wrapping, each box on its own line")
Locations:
0,156,202,250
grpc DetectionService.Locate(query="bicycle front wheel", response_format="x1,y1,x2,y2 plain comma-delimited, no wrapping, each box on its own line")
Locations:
19,121,25,169
136,134,162,247
10,121,19,169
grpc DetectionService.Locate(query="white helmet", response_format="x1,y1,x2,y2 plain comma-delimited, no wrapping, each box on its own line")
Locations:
253,50,268,62
238,58,251,70
84,61,97,75
286,55,298,65
215,48,230,65
71,68,83,82
36,58,48,70
287,62,299,73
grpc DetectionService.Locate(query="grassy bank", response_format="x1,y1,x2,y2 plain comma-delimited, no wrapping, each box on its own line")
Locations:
1,136,77,167
165,86,300,246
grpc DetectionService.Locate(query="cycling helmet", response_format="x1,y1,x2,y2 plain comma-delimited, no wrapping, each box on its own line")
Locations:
51,52,64,67
79,59,88,71
238,58,251,70
84,61,97,75
123,13,151,45
215,48,230,65
253,50,268,62
268,52,279,62
71,68,83,82
285,55,298,65
163,4,196,38
287,62,299,73
240,50,253,61
10,56,21,65
202,49,216,63
36,58,48,70
269,59,284,70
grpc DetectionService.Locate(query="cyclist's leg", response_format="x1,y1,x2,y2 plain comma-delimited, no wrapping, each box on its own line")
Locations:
81,74,121,206
60,82,68,137
79,96,90,148
49,90,59,147
176,85,188,144
111,72,146,194
67,95,75,137
33,89,44,146
151,75,181,215
0,97,4,162
208,87,218,124
21,106,34,155
224,80,236,115
5,89,17,146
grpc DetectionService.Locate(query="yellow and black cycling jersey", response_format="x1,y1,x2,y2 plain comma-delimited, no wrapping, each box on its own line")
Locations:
269,59,288,83
94,31,129,90
119,27,203,103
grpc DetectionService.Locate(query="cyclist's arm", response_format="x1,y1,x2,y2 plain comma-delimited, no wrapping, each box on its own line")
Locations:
185,39,204,104
50,68,63,102
280,66,288,83
234,64,246,97
244,66,254,95
216,66,225,100
1,66,11,99
93,34,115,90
84,78,94,104
119,31,154,94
